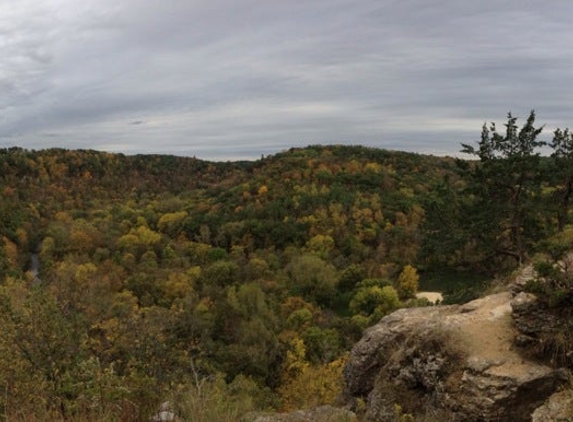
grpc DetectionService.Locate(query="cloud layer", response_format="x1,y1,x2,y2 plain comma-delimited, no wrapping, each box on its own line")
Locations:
2,0,573,160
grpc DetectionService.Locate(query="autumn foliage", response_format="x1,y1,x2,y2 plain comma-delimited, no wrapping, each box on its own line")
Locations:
0,131,570,419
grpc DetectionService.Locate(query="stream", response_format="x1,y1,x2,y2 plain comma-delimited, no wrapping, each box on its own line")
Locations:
28,246,41,285
29,253,40,278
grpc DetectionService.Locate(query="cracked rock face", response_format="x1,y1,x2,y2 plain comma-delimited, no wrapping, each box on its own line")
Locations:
511,292,558,338
343,292,567,421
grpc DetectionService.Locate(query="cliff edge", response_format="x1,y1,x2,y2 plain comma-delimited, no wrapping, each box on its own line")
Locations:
343,287,569,421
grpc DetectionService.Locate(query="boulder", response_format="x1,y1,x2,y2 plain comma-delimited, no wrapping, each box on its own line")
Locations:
151,401,177,422
343,292,567,421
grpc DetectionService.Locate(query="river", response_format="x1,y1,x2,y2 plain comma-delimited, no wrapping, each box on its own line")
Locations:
28,248,42,286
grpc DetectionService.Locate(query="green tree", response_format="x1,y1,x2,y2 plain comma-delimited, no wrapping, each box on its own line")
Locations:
286,255,339,306
421,179,467,267
550,128,573,230
460,111,545,266
301,327,340,364
339,264,366,293
349,285,400,322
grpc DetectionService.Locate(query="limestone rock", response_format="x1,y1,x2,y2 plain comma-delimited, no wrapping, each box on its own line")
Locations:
343,292,567,421
343,305,448,399
151,401,177,422
511,292,558,337
509,264,536,296
531,389,573,422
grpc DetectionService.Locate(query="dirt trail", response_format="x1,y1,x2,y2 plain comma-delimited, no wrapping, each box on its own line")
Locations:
447,289,543,379
458,293,514,360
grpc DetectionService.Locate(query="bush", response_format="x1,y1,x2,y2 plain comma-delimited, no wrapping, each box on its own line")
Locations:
176,373,275,422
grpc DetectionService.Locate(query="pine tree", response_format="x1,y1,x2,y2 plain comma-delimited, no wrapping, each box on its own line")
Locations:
550,128,573,230
460,111,545,266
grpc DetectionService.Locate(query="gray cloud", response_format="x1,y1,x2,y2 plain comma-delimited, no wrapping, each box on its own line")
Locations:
2,0,573,160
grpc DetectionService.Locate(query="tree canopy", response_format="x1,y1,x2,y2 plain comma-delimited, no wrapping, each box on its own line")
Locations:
0,128,572,419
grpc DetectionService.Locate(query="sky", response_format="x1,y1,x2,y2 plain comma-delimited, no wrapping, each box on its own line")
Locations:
2,0,573,161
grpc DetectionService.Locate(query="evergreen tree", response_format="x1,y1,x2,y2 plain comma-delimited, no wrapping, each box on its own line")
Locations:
550,128,573,230
460,111,545,266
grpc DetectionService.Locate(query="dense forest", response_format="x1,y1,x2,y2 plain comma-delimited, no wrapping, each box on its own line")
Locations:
1,111,573,421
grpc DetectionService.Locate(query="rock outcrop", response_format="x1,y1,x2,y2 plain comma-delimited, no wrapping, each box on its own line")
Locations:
343,292,568,421
511,292,558,347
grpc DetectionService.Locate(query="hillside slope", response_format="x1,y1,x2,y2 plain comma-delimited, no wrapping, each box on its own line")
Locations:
0,143,570,420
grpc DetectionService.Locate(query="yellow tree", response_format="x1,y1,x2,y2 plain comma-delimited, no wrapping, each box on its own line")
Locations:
278,336,346,412
397,265,419,300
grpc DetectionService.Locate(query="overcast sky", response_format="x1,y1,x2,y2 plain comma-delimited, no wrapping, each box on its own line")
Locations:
2,0,573,161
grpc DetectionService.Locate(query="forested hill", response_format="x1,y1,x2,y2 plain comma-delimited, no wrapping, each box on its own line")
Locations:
0,144,462,271
1,116,572,420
